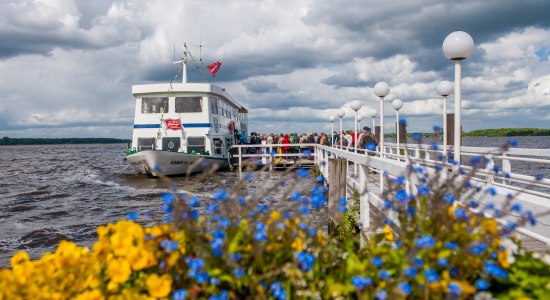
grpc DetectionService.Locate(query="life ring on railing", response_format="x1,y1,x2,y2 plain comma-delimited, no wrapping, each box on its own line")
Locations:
228,122,234,134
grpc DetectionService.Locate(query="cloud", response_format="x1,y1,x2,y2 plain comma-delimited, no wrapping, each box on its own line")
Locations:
0,0,549,138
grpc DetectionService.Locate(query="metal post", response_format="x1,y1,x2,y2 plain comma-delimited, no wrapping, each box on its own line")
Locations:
238,146,242,176
396,110,400,158
454,60,462,164
379,98,385,157
339,117,343,148
331,122,334,147
354,111,358,176
443,96,447,157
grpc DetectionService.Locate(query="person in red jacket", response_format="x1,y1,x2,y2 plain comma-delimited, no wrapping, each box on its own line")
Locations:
281,134,291,153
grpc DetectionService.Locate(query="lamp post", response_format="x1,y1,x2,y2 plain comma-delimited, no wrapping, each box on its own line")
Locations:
436,80,453,157
373,82,390,156
350,100,362,154
337,109,345,148
357,114,363,132
443,31,474,164
391,98,403,155
329,115,335,147
370,109,377,135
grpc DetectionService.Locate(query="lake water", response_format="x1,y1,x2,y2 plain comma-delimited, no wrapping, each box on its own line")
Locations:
0,136,549,267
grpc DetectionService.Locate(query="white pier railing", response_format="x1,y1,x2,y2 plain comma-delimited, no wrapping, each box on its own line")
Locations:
231,143,550,248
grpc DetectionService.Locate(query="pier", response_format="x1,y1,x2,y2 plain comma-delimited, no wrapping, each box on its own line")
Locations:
232,142,550,253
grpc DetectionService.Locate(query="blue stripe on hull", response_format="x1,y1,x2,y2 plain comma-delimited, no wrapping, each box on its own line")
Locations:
134,123,211,129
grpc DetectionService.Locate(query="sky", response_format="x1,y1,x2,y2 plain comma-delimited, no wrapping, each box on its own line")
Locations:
0,0,549,138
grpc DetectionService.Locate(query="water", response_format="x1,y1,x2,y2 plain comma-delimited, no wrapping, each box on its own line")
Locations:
0,144,317,268
1,137,549,268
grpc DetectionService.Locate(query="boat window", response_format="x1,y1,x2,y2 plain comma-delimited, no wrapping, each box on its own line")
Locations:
213,138,223,155
176,97,202,113
210,97,218,114
187,137,205,154
142,97,168,114
137,137,156,151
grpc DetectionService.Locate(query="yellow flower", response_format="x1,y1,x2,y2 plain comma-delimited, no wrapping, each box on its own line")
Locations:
482,219,499,235
498,249,510,268
75,289,104,300
127,247,149,271
454,280,476,295
291,238,304,251
383,225,394,241
146,274,172,298
108,258,132,283
110,233,134,257
270,211,281,220
10,251,29,267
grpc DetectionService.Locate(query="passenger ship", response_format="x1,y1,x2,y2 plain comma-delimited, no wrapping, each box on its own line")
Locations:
125,46,248,176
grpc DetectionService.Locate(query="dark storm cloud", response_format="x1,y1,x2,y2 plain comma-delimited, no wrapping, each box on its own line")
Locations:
304,0,550,84
0,0,148,59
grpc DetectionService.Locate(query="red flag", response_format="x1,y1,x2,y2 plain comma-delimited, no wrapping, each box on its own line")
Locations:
207,61,222,77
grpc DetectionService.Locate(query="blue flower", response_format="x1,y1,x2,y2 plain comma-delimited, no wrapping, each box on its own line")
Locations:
162,192,174,204
383,200,393,209
404,267,417,278
219,218,231,228
208,290,229,300
444,194,455,204
395,176,406,185
297,168,308,178
196,272,209,284
413,257,423,267
375,289,388,300
379,269,392,280
210,277,220,286
470,243,488,255
484,260,508,280
448,282,461,295
245,173,254,181
416,185,430,196
371,257,383,268
270,281,286,300
437,257,449,267
468,200,479,208
431,143,439,150
351,276,372,290
444,242,458,251
213,189,229,201
127,211,138,221
233,268,245,278
187,197,200,207
486,187,497,196
295,252,315,272
395,189,409,204
424,269,439,283
475,279,489,290
173,289,188,300
206,203,219,215
190,210,200,220
454,208,466,219
299,205,310,215
415,235,436,249
535,173,545,181
338,197,347,213
316,175,324,183
399,282,412,295
508,138,518,147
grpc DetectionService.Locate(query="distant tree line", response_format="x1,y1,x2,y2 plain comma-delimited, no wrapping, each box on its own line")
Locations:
1,137,131,146
464,128,550,137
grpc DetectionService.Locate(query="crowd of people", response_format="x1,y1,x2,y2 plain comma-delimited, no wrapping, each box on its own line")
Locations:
245,127,379,154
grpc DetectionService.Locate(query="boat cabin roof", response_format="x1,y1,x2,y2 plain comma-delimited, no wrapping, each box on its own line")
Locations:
132,83,248,113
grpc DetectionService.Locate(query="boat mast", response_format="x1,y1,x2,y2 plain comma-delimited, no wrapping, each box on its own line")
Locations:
173,44,188,83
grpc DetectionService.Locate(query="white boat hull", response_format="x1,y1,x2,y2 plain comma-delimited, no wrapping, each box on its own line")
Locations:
126,151,229,176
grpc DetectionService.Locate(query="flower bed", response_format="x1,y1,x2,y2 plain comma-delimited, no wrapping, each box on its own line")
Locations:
1,157,549,299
